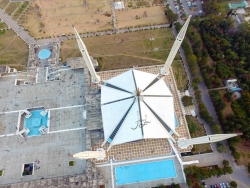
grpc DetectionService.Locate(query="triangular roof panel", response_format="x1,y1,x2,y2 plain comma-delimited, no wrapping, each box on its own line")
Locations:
112,100,142,145
143,78,172,96
143,96,175,131
139,101,171,138
106,70,135,93
101,85,133,104
101,98,134,140
133,69,158,91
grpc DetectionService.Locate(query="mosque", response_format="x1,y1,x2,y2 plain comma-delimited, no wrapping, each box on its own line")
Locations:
72,15,239,188
0,15,240,187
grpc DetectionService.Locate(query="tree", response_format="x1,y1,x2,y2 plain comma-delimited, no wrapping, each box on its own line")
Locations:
217,142,227,153
182,96,193,107
186,179,193,187
202,0,220,15
247,163,250,174
165,6,178,23
170,183,181,188
224,166,233,174
223,160,229,167
230,181,237,188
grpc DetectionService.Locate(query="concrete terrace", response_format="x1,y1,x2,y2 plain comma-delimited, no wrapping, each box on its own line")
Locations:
0,68,87,185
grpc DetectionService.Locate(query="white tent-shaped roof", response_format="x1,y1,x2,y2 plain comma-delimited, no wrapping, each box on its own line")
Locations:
101,69,178,150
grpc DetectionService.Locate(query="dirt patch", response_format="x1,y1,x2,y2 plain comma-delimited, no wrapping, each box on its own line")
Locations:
5,2,20,15
116,6,167,29
235,139,250,166
19,0,113,38
136,1,150,7
152,0,164,4
0,0,9,9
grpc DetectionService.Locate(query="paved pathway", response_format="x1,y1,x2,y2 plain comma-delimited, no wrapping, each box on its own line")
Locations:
111,0,117,30
0,9,36,44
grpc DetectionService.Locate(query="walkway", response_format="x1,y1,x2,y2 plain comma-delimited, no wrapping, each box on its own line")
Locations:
0,8,36,45
111,0,117,30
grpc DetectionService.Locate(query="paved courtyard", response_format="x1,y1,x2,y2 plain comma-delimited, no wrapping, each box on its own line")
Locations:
0,68,87,185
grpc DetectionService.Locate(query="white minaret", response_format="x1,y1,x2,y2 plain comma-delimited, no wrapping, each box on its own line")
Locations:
177,133,242,149
160,15,192,75
74,27,100,83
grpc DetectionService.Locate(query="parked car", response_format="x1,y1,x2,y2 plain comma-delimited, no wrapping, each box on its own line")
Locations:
202,182,207,187
226,183,230,188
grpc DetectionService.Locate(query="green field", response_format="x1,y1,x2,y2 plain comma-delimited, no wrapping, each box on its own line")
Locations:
0,30,29,70
172,60,188,91
0,22,8,29
12,1,29,20
186,116,212,154
60,28,180,71
5,2,20,15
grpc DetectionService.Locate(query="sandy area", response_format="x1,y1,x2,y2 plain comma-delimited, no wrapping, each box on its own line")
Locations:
19,0,113,38
116,6,168,29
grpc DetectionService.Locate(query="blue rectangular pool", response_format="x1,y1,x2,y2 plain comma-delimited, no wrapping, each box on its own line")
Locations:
24,110,48,136
115,159,176,185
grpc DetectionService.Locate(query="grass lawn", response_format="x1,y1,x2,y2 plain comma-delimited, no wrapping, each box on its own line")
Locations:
219,1,231,15
0,0,9,9
61,28,175,70
0,22,8,29
186,116,212,154
12,1,29,20
5,2,20,15
0,30,29,70
172,60,188,91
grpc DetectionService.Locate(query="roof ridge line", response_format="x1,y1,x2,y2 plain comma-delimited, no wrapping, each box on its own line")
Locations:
108,99,136,142
104,82,133,94
101,96,134,106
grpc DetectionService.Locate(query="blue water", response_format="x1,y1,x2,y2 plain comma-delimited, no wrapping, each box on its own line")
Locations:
115,160,176,185
38,49,51,59
24,110,48,136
